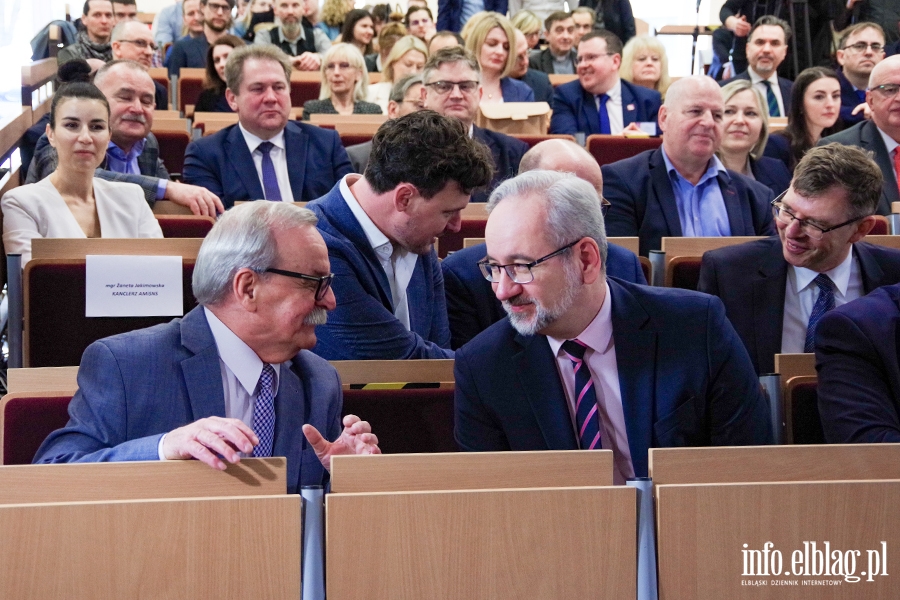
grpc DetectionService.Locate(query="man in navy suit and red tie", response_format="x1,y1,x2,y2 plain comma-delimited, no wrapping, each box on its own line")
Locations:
550,29,661,136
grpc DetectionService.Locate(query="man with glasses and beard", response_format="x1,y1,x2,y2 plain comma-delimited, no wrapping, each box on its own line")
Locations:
168,0,234,76
254,0,332,71
453,170,771,484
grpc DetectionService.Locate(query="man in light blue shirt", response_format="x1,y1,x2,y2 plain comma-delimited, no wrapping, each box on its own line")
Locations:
661,148,731,238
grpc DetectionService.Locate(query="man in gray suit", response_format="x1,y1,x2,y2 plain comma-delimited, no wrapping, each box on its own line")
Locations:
345,74,424,174
820,54,900,215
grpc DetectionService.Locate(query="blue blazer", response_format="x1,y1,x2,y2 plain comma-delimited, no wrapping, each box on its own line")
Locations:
837,67,867,127
550,79,661,136
167,34,208,77
437,0,507,32
306,182,454,360
750,155,791,197
500,77,535,102
721,70,793,114
183,121,352,208
518,69,554,104
33,307,342,494
602,148,776,256
762,133,793,173
698,236,900,375
454,277,773,477
472,126,529,204
442,242,647,349
816,282,900,443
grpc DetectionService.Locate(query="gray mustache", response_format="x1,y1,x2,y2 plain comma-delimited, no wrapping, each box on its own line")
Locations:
303,308,328,326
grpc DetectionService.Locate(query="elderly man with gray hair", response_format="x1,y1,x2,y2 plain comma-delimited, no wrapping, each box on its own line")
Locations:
454,169,772,483
35,201,380,491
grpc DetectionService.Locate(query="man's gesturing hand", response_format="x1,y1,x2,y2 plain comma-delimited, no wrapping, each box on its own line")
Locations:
303,414,381,471
163,416,259,470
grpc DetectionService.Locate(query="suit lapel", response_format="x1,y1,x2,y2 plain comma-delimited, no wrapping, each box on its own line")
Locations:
752,238,788,372
856,243,887,292
718,172,748,235
621,82,637,126
225,125,265,199
138,136,159,177
179,308,228,421
648,149,683,236
273,360,307,492
405,257,428,335
860,121,899,210
284,123,308,201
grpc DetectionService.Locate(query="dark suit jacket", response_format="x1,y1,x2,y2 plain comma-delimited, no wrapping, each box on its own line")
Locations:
820,120,898,216
762,132,792,173
154,80,169,111
442,242,647,349
33,307,342,494
454,278,773,477
815,282,900,443
698,236,900,374
364,53,379,73
499,77,535,102
306,182,454,360
437,0,508,32
550,78,661,136
517,69,554,104
345,140,372,175
837,67,866,127
602,148,776,256
472,126,529,204
720,70,793,114
182,121,352,208
750,155,791,197
167,34,208,77
579,0,637,44
529,48,577,75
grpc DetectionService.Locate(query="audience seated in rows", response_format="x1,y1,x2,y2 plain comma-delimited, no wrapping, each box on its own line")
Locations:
550,30,661,136
510,28,552,102
253,0,331,71
602,76,775,256
720,16,793,118
619,34,671,100
835,22,886,127
184,45,351,206
529,11,576,75
699,144,900,375
366,35,427,112
442,139,646,349
422,47,529,203
59,0,115,70
3,78,162,265
465,12,534,103
717,80,791,197
302,43,384,118
821,54,900,215
168,0,233,76
366,22,407,72
454,169,772,483
110,20,169,109
195,34,244,112
306,111,493,360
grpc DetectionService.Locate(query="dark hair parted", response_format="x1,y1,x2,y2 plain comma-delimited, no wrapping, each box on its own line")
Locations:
404,5,432,26
792,143,882,219
778,66,841,170
580,29,623,56
365,110,494,197
341,9,375,55
50,59,109,128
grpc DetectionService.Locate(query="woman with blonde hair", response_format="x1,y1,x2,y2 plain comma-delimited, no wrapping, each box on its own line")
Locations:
464,12,534,102
717,79,791,196
619,35,672,99
511,10,541,49
303,43,384,118
318,0,354,40
366,35,428,111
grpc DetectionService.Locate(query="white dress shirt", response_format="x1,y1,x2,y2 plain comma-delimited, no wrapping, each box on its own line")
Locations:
339,174,417,329
547,282,635,484
593,79,625,134
238,123,294,202
749,69,786,118
781,248,862,353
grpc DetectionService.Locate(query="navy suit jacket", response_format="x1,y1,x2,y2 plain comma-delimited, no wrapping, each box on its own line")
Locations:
602,148,776,256
167,34,208,77
499,77,535,102
518,69,554,103
820,120,898,216
437,0,507,31
454,278,773,477
306,182,454,360
816,282,900,443
472,126,529,204
550,78,661,136
442,242,648,349
837,67,867,127
750,155,791,197
721,70,793,114
698,236,900,375
33,307,342,494
183,121,352,208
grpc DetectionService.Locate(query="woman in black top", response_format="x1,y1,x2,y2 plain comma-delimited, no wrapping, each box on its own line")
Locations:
195,35,245,113
303,43,384,119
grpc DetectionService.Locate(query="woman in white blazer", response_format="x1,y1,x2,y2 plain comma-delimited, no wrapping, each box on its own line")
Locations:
2,76,162,265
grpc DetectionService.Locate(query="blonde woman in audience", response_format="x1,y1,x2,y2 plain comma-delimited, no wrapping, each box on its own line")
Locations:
465,13,534,102
318,0,353,40
717,80,791,196
366,35,428,111
511,10,541,49
303,43,384,118
2,81,162,265
619,34,672,99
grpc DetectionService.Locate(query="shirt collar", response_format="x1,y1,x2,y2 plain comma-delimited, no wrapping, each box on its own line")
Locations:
203,307,280,396
876,125,900,155
238,122,286,153
547,281,614,358
749,68,779,86
106,137,146,162
660,146,729,186
339,174,393,256
791,246,856,297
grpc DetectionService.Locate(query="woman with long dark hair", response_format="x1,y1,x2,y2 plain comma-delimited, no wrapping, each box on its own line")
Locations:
195,34,246,113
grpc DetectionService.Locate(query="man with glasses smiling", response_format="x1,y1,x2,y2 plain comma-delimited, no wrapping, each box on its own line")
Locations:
699,144,900,375
454,170,771,484
168,0,234,77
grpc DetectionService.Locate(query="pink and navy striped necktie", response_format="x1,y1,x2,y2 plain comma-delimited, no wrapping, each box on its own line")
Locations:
561,339,602,450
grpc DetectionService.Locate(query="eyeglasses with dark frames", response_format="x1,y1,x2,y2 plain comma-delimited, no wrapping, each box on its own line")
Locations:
424,80,479,95
119,39,159,51
263,267,335,301
870,83,900,98
477,239,580,284
770,191,867,241
843,41,883,53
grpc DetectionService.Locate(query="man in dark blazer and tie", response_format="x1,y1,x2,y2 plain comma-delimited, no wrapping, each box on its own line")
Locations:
699,144,900,375
834,22,886,127
454,170,772,483
819,54,900,216
720,16,793,117
550,30,661,136
443,138,646,349
603,76,775,256
183,45,352,208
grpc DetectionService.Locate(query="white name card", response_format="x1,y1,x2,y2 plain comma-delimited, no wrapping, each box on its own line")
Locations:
85,255,184,317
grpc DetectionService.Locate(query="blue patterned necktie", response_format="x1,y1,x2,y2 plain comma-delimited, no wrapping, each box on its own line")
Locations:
597,93,611,135
252,364,277,457
257,141,282,201
762,80,780,117
561,339,602,450
804,274,835,353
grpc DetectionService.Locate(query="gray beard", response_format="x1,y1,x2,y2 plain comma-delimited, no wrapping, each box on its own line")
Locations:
503,262,580,336
282,21,302,40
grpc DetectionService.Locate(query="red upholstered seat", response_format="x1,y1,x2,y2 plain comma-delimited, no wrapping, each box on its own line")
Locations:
290,79,320,107
438,219,487,259
871,216,889,235
156,215,216,238
2,394,73,465
586,134,662,167
154,130,191,176
667,257,703,290
341,388,456,453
